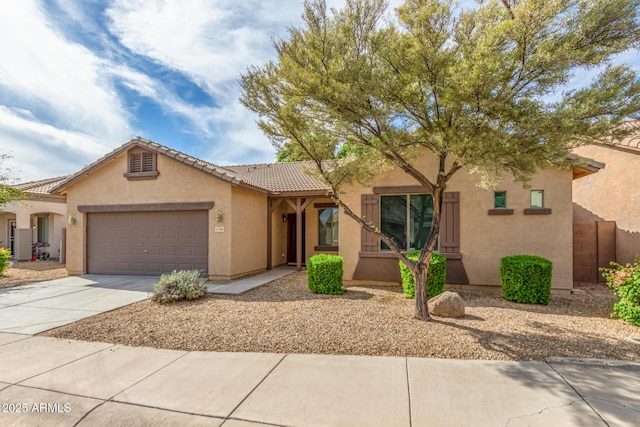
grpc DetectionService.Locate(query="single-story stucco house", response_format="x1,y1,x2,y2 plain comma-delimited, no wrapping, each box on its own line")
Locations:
1,176,69,261
47,137,603,293
572,121,640,282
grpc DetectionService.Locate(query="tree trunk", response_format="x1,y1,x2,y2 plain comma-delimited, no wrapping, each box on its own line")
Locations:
414,262,431,321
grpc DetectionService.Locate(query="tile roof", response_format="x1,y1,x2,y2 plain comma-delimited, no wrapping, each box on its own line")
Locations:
14,175,72,195
611,120,640,152
225,162,329,193
51,137,329,195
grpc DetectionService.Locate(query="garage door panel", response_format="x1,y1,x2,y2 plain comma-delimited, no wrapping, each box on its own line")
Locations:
88,211,208,275
163,229,178,240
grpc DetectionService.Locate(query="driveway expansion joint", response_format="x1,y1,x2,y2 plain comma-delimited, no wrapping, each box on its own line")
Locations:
226,353,288,420
546,361,611,426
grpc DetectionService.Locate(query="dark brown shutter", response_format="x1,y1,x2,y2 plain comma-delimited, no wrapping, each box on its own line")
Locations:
440,192,460,253
130,153,142,173
361,194,379,252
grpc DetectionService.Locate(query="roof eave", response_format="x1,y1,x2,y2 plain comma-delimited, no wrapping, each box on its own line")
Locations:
566,153,605,180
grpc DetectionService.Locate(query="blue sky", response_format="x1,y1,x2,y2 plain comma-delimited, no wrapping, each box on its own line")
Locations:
0,0,638,182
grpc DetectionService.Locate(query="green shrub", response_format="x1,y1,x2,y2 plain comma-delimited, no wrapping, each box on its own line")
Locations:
500,255,552,305
307,254,344,295
152,270,207,304
601,258,640,326
0,248,11,276
399,251,447,299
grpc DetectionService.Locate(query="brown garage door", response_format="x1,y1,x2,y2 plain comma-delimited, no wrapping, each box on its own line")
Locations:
87,211,208,275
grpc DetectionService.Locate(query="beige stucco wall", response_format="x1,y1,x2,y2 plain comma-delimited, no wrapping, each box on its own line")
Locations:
270,203,288,267
573,144,640,264
230,187,267,278
338,154,574,290
62,150,236,278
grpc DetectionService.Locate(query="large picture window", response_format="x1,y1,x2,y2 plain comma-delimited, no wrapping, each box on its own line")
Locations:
380,194,434,250
318,207,339,247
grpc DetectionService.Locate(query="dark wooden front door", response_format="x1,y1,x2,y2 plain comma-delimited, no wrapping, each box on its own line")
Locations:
286,213,305,264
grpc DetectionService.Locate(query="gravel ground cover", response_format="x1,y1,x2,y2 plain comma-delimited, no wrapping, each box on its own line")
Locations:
0,260,68,289
42,272,640,361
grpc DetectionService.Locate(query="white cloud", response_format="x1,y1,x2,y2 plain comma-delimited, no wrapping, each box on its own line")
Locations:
102,0,413,167
106,0,304,92
105,0,307,165
0,106,113,181
0,0,137,181
0,1,131,140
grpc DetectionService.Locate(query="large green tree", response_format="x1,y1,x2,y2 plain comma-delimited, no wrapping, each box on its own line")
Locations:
0,153,23,206
241,0,640,320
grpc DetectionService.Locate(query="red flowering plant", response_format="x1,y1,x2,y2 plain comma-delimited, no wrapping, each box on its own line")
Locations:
600,257,640,326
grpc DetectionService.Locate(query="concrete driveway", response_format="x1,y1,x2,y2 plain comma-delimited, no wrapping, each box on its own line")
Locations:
0,275,158,334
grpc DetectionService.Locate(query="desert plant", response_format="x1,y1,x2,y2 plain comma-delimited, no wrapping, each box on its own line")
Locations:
0,247,11,275
307,253,344,295
601,258,640,326
500,255,553,305
152,270,207,304
399,251,446,299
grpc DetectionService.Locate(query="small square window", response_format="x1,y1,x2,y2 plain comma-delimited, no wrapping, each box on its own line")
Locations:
494,191,506,208
530,190,544,208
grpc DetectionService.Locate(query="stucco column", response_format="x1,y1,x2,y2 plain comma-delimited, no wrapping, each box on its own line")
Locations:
14,228,32,260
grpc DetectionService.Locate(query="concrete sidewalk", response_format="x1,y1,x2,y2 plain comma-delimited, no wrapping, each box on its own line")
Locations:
0,333,637,426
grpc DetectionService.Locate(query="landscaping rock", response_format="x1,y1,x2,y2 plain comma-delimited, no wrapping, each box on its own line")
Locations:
428,291,465,318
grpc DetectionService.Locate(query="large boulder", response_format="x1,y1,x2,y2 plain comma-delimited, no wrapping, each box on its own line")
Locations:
428,291,465,318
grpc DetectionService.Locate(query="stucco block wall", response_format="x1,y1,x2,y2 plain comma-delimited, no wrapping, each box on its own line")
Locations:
338,154,574,290
573,144,640,264
63,151,234,278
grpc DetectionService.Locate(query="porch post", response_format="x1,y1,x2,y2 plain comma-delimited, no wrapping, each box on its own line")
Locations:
14,206,33,261
296,198,303,271
267,197,273,271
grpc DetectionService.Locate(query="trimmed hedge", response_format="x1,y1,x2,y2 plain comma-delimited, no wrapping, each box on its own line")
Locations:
0,248,11,276
500,255,552,305
399,251,447,299
307,254,344,295
152,270,207,303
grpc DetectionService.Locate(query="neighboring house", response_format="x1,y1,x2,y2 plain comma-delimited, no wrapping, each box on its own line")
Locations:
573,121,640,282
0,176,69,261
51,137,602,292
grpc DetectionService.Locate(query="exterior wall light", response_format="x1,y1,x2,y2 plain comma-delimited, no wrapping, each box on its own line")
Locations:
215,210,223,222
282,214,287,223
67,215,76,225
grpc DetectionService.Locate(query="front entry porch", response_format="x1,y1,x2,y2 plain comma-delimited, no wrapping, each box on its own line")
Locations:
267,194,335,272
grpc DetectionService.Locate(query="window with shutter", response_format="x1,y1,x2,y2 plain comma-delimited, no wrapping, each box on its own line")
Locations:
125,149,158,180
